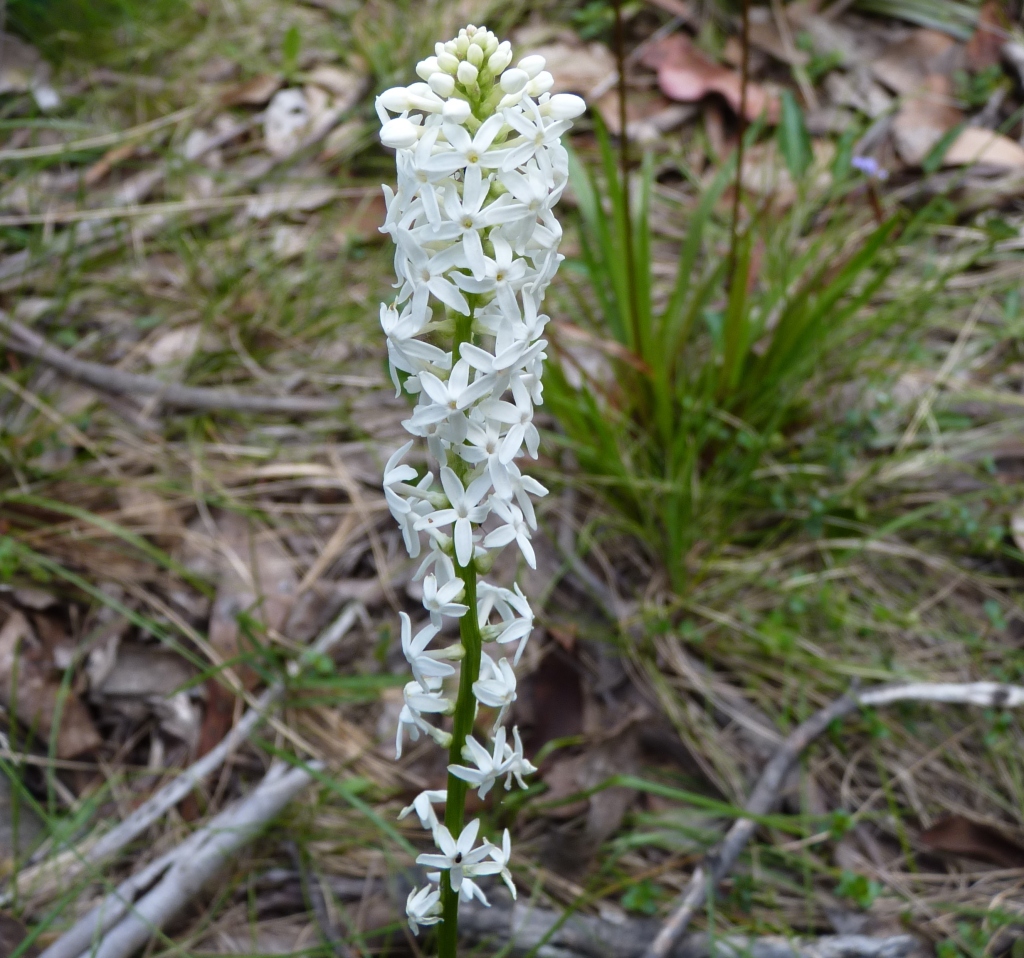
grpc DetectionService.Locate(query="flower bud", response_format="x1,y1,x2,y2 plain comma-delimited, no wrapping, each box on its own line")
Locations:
488,42,512,73
527,71,554,96
499,68,528,94
498,91,524,110
517,54,546,79
380,117,419,149
466,43,483,67
456,34,469,56
444,40,458,55
429,72,455,97
484,35,499,57
546,93,586,119
437,52,459,74
442,98,472,123
377,86,410,113
435,41,446,58
416,57,439,80
457,61,479,85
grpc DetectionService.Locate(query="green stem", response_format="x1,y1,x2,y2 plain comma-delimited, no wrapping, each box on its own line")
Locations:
437,300,479,958
437,561,482,958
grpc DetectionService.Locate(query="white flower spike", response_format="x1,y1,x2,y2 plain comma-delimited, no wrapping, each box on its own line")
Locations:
378,22,579,939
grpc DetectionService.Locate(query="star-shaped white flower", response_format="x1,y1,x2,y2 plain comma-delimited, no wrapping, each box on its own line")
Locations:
394,230,470,322
398,788,447,830
428,178,526,280
484,498,535,569
480,376,539,463
416,819,501,895
447,728,509,799
406,884,442,934
472,653,517,729
422,573,469,626
500,726,537,790
488,828,517,899
416,466,492,567
400,612,452,689
478,581,534,665
422,115,508,198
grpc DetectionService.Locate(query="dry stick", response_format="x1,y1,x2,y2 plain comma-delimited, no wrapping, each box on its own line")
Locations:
642,679,1024,958
0,312,338,415
45,761,322,958
3,604,365,907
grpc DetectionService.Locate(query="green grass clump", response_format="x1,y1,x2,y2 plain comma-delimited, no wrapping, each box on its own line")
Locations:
547,121,969,594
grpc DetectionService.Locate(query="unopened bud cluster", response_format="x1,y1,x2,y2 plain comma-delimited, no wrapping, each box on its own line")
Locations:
375,23,584,936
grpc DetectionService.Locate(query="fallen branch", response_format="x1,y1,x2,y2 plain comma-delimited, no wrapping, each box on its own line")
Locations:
4,604,365,907
643,680,1024,958
460,898,919,958
0,311,338,415
40,761,320,958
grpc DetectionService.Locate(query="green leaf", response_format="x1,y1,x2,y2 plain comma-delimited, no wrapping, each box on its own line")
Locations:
282,24,302,76
922,121,965,174
776,89,812,180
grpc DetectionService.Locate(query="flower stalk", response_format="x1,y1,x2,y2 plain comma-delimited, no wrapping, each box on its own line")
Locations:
376,22,584,952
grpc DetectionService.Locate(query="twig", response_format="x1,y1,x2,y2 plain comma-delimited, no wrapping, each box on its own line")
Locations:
0,311,338,415
3,604,365,907
0,186,374,228
0,108,197,162
41,761,320,958
643,679,1024,958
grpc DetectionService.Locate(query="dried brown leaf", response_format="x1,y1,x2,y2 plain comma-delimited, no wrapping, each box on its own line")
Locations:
920,815,1024,868
0,610,101,758
220,73,283,107
640,34,779,123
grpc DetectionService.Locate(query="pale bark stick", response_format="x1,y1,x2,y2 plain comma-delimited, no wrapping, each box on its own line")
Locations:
43,762,320,958
0,312,338,415
643,680,1024,958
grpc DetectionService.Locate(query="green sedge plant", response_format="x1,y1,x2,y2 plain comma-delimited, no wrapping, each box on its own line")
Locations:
545,108,959,594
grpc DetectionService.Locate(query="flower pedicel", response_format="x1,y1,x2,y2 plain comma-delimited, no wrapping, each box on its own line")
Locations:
375,22,584,950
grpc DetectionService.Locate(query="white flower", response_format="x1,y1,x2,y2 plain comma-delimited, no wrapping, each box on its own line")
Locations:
448,727,509,798
422,573,469,626
417,466,492,566
405,360,497,442
383,439,418,488
488,828,517,899
461,417,513,499
473,654,517,729
380,22,580,919
400,612,452,689
430,178,526,280
398,788,447,830
416,820,502,895
381,117,420,149
500,101,572,170
481,376,540,462
484,499,536,570
422,115,507,190
406,884,443,933
501,725,537,790
394,231,470,322
403,677,454,717
478,581,534,665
